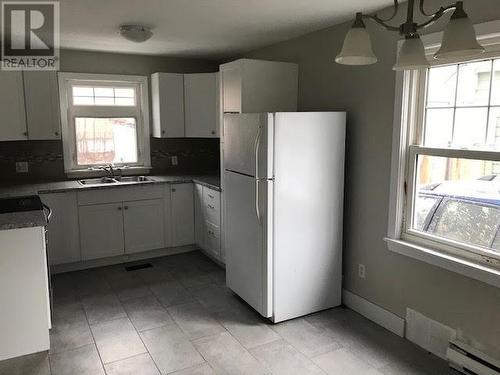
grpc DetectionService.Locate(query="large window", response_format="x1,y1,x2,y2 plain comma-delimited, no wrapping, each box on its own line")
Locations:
398,56,500,268
58,73,150,173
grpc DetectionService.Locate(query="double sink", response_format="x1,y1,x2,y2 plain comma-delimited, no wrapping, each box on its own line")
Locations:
78,176,155,186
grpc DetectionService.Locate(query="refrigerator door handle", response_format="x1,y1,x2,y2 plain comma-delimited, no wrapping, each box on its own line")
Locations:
254,124,262,179
254,125,262,223
255,179,261,223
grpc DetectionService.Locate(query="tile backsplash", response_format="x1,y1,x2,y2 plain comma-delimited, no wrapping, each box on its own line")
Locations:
0,137,219,185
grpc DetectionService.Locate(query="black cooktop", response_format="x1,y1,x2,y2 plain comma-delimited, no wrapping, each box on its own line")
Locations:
0,195,43,214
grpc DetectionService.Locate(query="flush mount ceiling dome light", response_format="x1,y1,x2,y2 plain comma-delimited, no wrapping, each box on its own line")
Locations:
119,24,153,43
335,0,484,71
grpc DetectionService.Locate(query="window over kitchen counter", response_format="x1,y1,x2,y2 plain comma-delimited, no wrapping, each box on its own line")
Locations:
58,73,151,174
387,21,500,286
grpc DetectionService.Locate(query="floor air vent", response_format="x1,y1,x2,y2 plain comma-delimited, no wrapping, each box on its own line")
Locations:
447,341,500,375
125,263,153,272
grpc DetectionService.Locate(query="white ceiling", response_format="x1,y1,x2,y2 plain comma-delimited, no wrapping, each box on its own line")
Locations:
58,0,394,59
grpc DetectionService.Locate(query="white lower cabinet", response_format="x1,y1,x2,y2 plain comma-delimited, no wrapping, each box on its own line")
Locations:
170,183,195,247
79,203,125,261
123,199,165,254
194,183,205,248
194,184,223,262
40,192,81,266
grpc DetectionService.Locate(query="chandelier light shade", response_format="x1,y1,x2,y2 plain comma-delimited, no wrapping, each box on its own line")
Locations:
393,35,430,71
336,0,484,71
434,4,485,59
335,13,377,65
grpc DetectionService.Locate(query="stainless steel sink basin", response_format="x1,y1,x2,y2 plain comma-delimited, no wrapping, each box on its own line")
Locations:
78,177,118,186
115,176,155,183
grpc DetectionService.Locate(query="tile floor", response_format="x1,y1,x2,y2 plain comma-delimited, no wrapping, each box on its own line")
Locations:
0,251,457,375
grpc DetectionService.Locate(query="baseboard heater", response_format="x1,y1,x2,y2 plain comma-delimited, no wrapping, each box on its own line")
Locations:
447,341,500,375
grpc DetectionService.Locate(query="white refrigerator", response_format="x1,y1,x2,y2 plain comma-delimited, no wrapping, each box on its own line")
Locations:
224,112,346,322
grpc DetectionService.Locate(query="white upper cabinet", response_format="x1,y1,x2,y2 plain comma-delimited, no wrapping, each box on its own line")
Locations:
0,71,27,141
184,73,218,138
151,72,219,138
23,71,61,140
220,58,298,114
151,72,185,138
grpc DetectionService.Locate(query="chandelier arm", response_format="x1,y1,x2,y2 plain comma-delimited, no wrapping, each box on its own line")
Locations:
372,0,400,22
416,4,456,29
364,14,400,32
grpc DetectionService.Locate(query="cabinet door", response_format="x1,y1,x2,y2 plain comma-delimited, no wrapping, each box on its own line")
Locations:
151,73,185,138
171,183,195,246
123,199,165,254
184,73,218,138
0,71,27,141
79,203,124,260
194,184,205,248
205,221,221,258
23,71,61,140
40,192,80,265
164,187,173,248
221,67,242,113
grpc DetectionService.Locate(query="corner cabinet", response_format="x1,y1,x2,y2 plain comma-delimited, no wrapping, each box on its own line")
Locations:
170,183,195,246
40,192,80,266
184,73,219,138
151,72,219,138
0,71,61,141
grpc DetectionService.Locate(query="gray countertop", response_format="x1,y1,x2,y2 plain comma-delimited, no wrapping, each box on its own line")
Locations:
0,174,221,199
0,175,220,230
0,211,47,231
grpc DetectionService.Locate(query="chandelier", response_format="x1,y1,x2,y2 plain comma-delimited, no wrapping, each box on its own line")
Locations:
335,0,484,70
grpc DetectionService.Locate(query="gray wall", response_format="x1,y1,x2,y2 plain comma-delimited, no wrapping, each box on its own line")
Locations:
246,0,500,358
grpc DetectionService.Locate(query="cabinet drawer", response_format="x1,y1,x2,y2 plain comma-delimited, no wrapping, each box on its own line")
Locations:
78,184,163,205
205,221,220,257
203,188,220,224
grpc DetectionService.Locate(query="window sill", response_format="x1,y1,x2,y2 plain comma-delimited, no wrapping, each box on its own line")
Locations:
384,237,500,289
65,166,152,179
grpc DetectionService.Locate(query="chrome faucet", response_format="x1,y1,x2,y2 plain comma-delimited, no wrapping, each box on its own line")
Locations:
100,164,115,177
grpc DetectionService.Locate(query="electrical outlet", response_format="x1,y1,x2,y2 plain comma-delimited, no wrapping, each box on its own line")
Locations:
170,156,178,166
15,161,29,173
358,264,366,279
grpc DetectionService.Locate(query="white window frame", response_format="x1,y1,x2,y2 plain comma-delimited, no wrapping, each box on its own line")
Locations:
58,72,151,175
386,20,500,288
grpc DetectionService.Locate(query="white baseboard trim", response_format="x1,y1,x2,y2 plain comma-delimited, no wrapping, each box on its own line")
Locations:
342,289,405,337
51,244,198,274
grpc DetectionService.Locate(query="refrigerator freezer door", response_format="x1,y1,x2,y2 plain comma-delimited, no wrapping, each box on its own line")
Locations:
272,112,346,322
224,170,271,317
223,113,272,179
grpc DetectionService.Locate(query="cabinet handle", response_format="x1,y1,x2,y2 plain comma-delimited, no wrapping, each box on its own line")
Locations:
211,130,215,135
162,130,166,134
54,131,59,136
208,194,214,199
208,204,214,209
124,206,129,210
171,188,176,192
118,206,122,210
23,131,28,137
